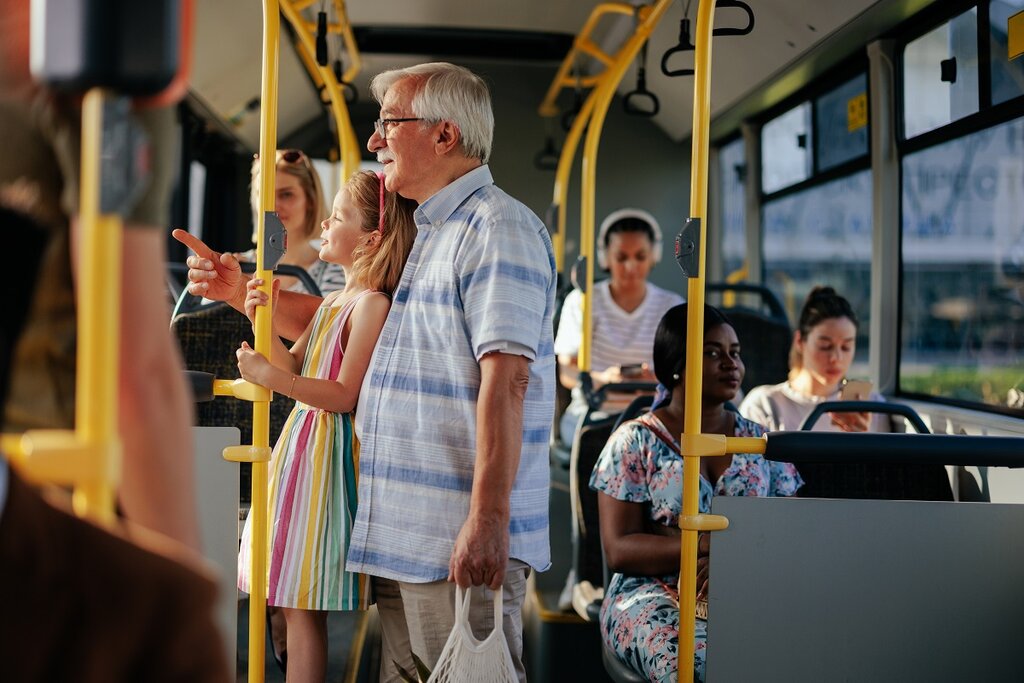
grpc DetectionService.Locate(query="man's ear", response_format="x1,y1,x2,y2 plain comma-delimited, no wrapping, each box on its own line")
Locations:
433,120,462,156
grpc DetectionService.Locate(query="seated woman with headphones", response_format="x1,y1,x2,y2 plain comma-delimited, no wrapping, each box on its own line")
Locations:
554,208,683,447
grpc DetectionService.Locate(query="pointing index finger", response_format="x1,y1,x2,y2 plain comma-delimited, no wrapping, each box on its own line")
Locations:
172,229,217,260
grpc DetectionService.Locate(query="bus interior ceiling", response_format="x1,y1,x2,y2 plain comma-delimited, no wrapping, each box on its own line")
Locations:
185,0,883,291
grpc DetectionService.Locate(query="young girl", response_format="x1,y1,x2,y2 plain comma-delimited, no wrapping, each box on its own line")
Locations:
236,171,416,682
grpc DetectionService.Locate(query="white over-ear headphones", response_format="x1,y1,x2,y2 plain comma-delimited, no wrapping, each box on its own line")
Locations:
596,208,663,270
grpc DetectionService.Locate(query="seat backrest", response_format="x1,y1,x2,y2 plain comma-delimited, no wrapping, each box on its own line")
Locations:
722,307,791,394
171,303,295,501
570,414,618,591
796,401,953,501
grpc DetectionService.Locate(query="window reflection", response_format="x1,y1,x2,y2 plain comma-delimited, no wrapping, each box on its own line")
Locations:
901,117,1024,409
990,0,1024,105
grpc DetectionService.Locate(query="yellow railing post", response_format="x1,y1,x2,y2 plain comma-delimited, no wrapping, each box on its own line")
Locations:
72,88,123,524
578,0,673,373
242,2,281,680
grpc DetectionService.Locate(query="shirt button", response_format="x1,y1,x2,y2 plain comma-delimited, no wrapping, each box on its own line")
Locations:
433,220,442,227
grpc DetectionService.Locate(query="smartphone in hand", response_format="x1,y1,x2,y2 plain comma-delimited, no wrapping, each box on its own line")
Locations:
620,363,644,379
840,379,873,401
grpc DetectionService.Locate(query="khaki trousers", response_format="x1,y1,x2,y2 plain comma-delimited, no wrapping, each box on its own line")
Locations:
374,560,530,683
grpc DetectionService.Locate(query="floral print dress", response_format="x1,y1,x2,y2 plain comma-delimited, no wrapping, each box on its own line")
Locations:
590,412,803,683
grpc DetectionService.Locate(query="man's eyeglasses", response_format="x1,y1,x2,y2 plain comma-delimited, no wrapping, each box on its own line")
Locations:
373,118,424,140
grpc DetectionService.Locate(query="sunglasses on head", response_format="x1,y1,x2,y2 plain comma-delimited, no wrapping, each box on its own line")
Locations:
253,149,311,167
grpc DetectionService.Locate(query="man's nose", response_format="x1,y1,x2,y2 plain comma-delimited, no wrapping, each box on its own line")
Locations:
368,129,384,153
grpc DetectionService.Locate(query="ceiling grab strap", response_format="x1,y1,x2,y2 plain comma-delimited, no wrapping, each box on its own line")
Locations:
623,6,660,116
661,0,696,77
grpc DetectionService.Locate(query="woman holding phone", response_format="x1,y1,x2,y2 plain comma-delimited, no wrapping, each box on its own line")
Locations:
739,286,889,432
554,208,683,447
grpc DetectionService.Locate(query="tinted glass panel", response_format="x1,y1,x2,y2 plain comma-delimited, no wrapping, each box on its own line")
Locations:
903,10,980,139
762,103,812,194
815,74,869,172
900,117,1024,410
763,170,873,371
990,0,1024,105
719,137,747,277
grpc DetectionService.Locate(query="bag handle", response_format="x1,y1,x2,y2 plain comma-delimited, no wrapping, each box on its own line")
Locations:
454,586,504,646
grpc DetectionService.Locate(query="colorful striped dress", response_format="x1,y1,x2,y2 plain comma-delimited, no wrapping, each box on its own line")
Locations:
237,290,372,611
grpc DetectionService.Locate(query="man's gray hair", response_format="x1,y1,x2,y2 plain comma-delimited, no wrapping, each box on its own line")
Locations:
370,62,494,164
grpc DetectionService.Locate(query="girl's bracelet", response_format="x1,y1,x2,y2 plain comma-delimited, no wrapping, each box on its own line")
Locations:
289,373,297,398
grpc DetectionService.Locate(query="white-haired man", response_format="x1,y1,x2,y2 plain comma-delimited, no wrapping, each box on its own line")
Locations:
181,62,555,682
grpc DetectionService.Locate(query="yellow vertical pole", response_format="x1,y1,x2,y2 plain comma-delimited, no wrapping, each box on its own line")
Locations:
551,91,598,290
248,2,280,681
74,88,121,524
678,1,716,681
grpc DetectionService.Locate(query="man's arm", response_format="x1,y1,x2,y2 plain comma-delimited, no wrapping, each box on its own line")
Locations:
174,229,322,340
448,351,530,589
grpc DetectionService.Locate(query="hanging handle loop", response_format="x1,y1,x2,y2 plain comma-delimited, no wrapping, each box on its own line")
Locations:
661,17,696,77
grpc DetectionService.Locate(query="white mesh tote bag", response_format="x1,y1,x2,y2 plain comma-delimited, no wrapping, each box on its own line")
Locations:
425,586,518,683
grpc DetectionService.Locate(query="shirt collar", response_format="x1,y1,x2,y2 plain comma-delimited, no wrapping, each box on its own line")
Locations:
414,165,493,229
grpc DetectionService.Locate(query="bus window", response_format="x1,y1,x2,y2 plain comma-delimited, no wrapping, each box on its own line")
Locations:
762,169,873,373
815,73,869,172
900,116,1024,410
903,9,980,139
990,0,1024,105
761,102,812,194
718,136,746,277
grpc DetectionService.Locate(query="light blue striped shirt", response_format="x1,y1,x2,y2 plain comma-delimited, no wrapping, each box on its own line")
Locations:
348,165,555,582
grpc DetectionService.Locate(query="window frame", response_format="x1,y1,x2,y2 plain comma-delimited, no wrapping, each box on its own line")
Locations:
894,0,1024,416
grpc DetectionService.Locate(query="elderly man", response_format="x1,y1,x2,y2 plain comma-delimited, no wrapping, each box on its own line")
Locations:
181,62,555,681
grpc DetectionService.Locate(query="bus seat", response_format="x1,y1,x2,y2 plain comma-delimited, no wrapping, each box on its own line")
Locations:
796,400,954,501
569,412,618,620
171,303,294,502
602,646,647,683
721,306,791,394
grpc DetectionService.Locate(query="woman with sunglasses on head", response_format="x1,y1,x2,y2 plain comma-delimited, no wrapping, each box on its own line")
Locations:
237,149,347,295
235,171,417,682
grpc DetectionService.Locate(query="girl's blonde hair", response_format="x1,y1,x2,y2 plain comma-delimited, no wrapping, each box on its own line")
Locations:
249,150,326,241
345,171,417,293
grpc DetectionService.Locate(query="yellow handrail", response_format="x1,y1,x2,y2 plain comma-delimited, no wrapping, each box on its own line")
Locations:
540,2,640,275
722,261,749,307
281,0,362,183
538,2,636,118
577,0,672,373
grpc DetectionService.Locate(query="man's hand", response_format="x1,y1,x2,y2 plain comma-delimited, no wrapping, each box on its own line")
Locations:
448,511,510,590
172,229,245,305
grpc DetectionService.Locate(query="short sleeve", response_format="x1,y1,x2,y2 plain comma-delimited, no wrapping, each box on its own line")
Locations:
315,262,347,295
738,386,778,432
460,215,553,360
590,422,654,503
553,288,582,357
